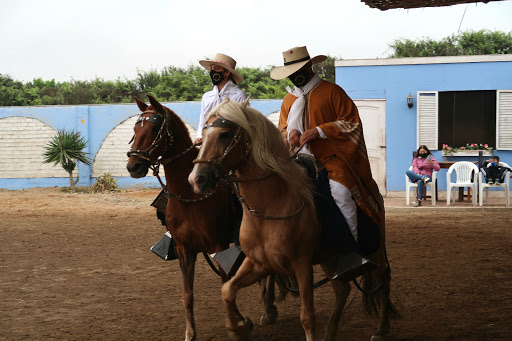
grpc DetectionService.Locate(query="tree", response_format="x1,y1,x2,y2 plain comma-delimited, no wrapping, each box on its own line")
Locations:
313,55,337,83
0,74,29,106
388,29,512,57
1,55,341,106
42,130,92,189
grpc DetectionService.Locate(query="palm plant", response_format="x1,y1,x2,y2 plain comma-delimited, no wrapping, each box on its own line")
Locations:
42,129,92,188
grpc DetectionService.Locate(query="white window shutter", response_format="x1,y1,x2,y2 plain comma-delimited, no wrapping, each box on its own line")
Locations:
416,91,438,150
497,90,512,150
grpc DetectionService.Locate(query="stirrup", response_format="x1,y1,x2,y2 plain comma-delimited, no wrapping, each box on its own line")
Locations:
332,252,377,282
211,245,245,277
150,232,178,260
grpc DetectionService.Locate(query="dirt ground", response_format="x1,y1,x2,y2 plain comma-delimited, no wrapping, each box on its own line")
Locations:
1,187,511,341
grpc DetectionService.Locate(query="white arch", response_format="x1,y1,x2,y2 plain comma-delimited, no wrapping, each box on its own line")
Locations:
92,115,197,177
0,116,71,178
266,111,281,127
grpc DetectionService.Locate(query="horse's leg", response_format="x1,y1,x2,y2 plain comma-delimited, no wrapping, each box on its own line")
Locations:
178,250,198,341
259,274,278,325
222,258,269,341
320,262,351,341
293,260,316,341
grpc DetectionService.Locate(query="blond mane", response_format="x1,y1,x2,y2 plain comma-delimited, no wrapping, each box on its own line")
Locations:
207,99,313,204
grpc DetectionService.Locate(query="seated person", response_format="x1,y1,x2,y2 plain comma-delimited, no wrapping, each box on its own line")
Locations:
406,145,440,206
481,156,512,185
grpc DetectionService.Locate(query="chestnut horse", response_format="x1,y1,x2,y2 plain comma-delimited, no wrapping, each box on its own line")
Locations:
188,99,398,341
126,95,280,341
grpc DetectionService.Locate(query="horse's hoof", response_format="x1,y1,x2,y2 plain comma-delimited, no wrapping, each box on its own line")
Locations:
227,317,253,341
370,335,385,341
260,305,278,325
245,316,254,331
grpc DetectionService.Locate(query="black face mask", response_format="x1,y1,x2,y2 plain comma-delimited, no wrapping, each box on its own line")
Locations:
418,153,428,158
289,69,311,88
210,70,225,86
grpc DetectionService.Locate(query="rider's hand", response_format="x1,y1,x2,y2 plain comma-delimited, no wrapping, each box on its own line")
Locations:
289,130,301,150
300,128,319,146
194,137,202,144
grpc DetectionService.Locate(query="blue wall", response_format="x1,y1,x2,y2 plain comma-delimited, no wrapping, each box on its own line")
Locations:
0,99,282,189
336,59,512,192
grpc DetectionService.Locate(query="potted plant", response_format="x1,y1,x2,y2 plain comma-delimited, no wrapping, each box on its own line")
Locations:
442,143,493,157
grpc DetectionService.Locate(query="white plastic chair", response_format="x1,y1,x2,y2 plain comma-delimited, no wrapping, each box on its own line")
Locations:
446,161,479,206
405,166,437,205
478,162,510,206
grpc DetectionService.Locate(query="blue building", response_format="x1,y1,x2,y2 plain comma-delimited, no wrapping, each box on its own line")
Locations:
335,54,512,195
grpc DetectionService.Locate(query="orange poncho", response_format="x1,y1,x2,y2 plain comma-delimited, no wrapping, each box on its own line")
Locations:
279,80,384,226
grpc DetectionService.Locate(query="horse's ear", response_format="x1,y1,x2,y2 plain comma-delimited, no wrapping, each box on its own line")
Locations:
134,96,148,112
241,96,251,107
146,94,165,113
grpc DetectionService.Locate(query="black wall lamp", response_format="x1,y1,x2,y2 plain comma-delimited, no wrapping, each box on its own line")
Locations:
407,93,414,109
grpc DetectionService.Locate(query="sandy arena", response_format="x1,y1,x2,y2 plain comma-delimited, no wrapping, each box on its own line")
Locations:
1,187,511,340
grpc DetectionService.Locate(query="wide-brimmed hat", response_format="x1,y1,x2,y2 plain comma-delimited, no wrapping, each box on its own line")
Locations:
199,53,243,84
270,46,327,80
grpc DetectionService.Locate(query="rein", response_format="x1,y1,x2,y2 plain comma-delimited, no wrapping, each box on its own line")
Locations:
230,180,305,220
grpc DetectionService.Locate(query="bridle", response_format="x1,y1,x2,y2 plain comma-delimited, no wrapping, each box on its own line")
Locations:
127,109,212,203
193,117,250,181
193,116,305,220
127,110,172,164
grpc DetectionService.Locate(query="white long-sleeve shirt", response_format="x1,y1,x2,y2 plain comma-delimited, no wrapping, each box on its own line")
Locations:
196,80,247,138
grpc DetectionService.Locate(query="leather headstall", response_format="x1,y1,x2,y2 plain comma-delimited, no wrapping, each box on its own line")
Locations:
193,117,250,180
127,110,172,164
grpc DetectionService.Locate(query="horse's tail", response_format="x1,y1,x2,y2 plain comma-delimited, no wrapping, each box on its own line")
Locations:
361,269,401,320
275,274,300,302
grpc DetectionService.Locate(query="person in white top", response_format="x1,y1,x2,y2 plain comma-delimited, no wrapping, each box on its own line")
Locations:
194,53,247,144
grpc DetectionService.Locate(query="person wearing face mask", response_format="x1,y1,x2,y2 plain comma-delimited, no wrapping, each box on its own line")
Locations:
406,145,440,206
194,53,247,144
271,46,383,280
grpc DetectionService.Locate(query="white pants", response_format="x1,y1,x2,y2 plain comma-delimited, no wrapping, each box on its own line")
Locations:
329,179,358,242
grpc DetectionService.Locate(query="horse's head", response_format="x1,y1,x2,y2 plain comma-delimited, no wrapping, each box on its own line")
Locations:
126,95,172,178
188,100,251,193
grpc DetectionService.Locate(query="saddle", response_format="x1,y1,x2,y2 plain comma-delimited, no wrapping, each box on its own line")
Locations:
294,154,380,257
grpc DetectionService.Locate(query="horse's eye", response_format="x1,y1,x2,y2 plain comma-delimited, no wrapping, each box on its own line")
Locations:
151,126,160,133
219,131,233,140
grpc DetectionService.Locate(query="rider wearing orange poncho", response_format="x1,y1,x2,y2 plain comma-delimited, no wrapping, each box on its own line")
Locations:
271,46,384,278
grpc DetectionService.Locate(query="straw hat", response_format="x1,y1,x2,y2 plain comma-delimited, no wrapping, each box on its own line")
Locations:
270,46,327,80
199,53,243,84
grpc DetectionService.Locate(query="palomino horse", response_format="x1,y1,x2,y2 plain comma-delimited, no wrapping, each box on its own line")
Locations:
126,95,280,341
188,99,398,341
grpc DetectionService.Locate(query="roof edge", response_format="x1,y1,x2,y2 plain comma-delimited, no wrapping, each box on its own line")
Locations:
335,54,512,67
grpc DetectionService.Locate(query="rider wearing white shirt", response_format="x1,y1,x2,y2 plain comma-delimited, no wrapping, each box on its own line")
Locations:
195,53,247,143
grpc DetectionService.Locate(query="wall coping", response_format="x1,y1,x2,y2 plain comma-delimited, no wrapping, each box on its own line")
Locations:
335,54,512,67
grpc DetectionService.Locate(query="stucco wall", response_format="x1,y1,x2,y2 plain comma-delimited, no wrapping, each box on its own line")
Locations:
0,116,75,178
0,100,282,190
336,55,512,192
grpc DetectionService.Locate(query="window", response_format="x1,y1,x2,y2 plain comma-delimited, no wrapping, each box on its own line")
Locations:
416,90,512,150
438,90,496,149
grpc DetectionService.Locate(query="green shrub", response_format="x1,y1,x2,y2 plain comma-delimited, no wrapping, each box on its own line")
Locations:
91,173,119,193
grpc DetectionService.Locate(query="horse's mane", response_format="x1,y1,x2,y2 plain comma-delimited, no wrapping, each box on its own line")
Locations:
207,100,313,204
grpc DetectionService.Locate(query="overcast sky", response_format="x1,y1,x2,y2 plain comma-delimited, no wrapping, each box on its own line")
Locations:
1,0,511,83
